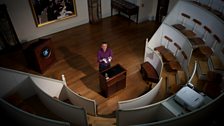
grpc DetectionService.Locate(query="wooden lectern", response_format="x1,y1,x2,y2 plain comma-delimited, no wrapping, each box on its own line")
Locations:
99,64,127,97
23,38,56,73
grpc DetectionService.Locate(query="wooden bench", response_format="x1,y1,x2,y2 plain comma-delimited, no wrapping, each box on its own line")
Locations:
140,62,159,84
172,13,191,31
154,46,176,62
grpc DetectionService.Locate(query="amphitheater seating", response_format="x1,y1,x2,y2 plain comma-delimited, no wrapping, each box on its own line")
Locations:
173,42,181,56
198,46,213,58
164,0,224,83
191,0,224,20
154,42,186,73
0,98,71,126
181,18,202,38
172,13,191,31
0,67,89,126
154,45,176,62
194,26,214,59
164,1,224,60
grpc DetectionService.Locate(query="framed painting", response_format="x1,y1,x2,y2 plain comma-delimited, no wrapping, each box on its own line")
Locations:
29,0,77,27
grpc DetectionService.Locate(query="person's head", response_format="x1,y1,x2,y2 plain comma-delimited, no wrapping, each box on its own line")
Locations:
101,42,108,52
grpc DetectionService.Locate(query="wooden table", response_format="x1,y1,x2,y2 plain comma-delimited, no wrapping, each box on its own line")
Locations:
111,0,139,23
99,64,127,97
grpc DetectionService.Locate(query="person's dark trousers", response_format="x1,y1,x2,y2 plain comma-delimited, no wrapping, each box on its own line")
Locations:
99,64,111,72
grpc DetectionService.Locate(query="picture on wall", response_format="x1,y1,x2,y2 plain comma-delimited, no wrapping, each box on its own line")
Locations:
29,0,77,27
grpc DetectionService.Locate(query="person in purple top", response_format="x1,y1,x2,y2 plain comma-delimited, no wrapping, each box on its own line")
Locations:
97,42,113,72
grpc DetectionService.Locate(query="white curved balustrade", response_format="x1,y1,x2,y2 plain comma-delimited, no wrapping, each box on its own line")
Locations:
118,77,163,110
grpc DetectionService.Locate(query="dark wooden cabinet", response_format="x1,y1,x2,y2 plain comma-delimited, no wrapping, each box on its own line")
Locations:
111,0,139,23
99,64,126,97
23,38,56,73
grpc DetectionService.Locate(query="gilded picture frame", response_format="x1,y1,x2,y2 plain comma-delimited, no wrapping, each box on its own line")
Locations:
29,0,77,27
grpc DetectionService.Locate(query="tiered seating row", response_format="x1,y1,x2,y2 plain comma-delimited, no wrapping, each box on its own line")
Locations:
31,77,88,126
31,74,97,116
164,1,224,60
145,23,193,78
172,11,221,60
191,0,224,20
164,0,224,79
0,67,93,126
0,99,70,126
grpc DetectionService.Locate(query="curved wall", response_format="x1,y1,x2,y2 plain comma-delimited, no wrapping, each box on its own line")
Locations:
0,99,70,126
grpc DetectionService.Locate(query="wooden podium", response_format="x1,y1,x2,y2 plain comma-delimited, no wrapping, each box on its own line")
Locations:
99,64,127,97
23,38,56,73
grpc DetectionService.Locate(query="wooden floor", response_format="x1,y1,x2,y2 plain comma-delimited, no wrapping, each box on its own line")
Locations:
0,15,161,116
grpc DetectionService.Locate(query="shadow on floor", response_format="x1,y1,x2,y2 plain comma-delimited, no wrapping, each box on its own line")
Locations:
59,46,102,94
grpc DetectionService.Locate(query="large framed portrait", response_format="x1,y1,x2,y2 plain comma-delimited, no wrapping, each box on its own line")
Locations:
29,0,77,27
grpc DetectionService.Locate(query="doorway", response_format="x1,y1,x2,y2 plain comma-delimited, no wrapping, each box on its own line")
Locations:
156,0,169,23
87,0,102,24
0,4,19,51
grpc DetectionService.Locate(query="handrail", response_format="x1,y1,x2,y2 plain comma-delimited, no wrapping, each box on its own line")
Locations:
187,60,197,84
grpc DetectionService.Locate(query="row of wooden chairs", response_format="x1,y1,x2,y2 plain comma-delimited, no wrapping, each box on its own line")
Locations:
154,35,188,73
172,12,221,61
154,36,188,95
191,0,224,21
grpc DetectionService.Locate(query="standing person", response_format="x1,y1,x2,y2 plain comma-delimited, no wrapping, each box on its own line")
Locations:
97,42,113,72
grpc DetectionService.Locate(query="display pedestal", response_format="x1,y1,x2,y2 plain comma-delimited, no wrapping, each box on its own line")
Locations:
23,38,56,73
99,64,126,97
